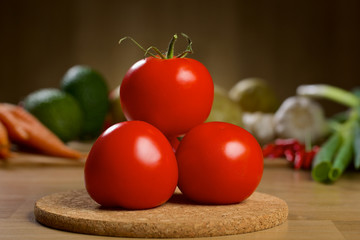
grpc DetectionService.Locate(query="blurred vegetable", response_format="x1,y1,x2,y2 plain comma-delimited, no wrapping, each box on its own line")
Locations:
263,138,319,170
242,96,328,145
0,103,83,159
243,96,328,145
297,84,360,108
0,121,10,159
206,85,243,127
273,96,329,144
228,78,279,113
311,132,342,182
22,88,83,142
297,84,360,182
354,122,360,169
242,112,275,145
61,65,109,140
351,87,360,97
329,126,354,181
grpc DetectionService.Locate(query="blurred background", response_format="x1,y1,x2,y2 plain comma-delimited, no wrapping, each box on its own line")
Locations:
1,0,360,114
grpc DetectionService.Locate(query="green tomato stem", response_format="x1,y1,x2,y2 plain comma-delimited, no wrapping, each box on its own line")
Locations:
119,36,160,58
120,34,194,59
145,46,166,59
176,33,193,58
166,34,178,59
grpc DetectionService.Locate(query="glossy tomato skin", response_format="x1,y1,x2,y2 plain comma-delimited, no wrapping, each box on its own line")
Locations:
84,121,178,209
168,136,180,153
176,122,263,204
120,57,214,137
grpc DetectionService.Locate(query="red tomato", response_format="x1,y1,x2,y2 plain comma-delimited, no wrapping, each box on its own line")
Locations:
120,57,214,137
176,122,263,204
84,121,178,209
168,136,180,153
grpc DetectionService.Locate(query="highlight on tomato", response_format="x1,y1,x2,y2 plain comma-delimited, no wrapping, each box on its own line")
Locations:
119,34,214,138
176,122,264,204
84,121,178,210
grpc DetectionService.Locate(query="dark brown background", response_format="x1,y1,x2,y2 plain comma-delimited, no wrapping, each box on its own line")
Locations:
1,0,360,114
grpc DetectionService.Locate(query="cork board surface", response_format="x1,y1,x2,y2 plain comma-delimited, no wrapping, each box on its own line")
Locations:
34,189,288,238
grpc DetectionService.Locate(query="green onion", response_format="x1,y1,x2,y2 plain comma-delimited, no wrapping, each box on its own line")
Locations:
311,132,342,182
329,131,354,181
329,110,350,124
354,122,360,169
298,84,360,182
297,84,360,108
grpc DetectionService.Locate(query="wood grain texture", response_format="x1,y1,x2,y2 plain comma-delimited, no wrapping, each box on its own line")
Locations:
34,190,288,238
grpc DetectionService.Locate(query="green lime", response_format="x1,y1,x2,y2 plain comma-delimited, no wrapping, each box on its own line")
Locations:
61,65,109,139
23,88,83,142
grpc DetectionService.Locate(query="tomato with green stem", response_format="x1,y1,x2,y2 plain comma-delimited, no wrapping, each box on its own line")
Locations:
119,34,214,137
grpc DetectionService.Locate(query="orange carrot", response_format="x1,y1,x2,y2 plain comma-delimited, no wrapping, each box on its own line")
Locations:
0,121,10,159
0,103,83,159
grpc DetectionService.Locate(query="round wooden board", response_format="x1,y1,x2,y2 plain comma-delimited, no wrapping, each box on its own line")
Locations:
34,189,288,238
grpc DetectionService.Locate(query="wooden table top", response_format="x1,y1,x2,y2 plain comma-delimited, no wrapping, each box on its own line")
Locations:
1,144,359,240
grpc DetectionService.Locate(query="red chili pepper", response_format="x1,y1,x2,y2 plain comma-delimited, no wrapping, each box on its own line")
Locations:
264,139,320,171
275,138,300,148
302,151,314,169
274,139,305,159
302,146,320,169
284,149,295,162
294,150,305,169
262,143,285,158
292,142,305,152
262,143,276,157
269,145,285,158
